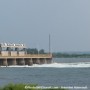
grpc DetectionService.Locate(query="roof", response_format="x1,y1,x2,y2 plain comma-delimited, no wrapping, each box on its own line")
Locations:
0,43,26,48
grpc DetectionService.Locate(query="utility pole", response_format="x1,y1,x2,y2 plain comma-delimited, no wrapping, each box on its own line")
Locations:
49,34,51,54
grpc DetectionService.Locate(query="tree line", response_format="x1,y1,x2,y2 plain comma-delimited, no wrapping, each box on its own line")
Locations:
26,48,90,58
52,52,90,58
26,48,46,54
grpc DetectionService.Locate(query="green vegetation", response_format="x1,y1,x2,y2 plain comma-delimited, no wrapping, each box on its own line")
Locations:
27,48,45,54
0,83,68,90
53,52,90,58
26,48,90,58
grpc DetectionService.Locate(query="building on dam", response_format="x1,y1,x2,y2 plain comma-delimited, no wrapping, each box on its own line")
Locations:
0,43,52,66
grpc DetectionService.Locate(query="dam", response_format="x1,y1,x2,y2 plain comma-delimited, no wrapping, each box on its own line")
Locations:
0,43,52,66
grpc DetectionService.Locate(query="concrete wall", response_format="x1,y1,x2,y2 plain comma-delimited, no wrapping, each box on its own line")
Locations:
19,51,25,56
1,51,8,56
11,51,17,56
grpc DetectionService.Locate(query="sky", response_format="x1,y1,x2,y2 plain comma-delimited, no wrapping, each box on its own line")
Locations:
0,0,90,52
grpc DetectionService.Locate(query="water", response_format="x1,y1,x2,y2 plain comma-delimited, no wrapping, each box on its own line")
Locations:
0,58,90,90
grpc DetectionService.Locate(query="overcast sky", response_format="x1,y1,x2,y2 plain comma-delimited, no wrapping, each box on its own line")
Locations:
0,0,90,52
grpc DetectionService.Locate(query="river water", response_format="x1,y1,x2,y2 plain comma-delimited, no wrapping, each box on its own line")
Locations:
0,58,90,90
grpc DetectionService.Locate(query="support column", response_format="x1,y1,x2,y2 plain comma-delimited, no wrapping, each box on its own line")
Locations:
12,58,17,65
36,58,40,64
20,58,25,65
47,58,52,64
3,58,8,66
42,58,47,64
50,58,52,63
44,58,47,64
28,58,33,66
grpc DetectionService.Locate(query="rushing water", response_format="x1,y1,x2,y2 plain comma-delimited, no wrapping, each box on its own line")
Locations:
0,58,90,90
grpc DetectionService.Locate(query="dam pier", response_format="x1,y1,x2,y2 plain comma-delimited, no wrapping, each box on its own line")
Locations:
0,43,52,66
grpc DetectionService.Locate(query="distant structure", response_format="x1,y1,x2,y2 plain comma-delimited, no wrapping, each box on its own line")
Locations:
0,43,52,66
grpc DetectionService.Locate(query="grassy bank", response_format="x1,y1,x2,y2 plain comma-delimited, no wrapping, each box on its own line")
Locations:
0,83,68,90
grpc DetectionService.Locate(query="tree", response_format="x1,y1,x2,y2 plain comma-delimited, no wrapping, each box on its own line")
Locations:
27,48,46,54
27,48,38,54
39,49,45,54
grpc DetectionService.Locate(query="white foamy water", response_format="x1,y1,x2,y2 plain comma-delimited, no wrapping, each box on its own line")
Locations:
1,62,90,68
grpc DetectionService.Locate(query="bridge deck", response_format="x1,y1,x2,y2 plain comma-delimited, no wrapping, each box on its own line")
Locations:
0,54,52,59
